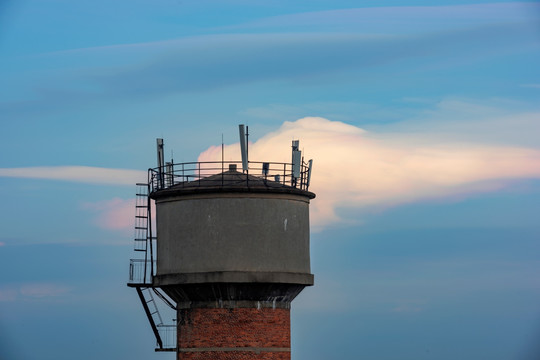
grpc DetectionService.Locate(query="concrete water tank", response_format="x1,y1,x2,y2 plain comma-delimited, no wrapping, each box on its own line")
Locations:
152,164,315,303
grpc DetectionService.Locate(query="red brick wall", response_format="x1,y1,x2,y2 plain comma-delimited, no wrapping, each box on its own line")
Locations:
178,352,290,360
177,307,290,360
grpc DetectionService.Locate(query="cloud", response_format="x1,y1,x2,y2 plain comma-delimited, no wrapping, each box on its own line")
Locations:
81,198,135,232
81,197,156,233
391,304,423,313
369,98,540,148
198,117,540,230
0,166,146,185
0,288,17,302
3,15,537,115
521,84,540,89
92,22,536,98
0,283,70,302
232,2,540,34
19,283,70,298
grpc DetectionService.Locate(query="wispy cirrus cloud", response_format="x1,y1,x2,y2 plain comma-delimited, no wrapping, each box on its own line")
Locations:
0,283,71,302
0,166,146,185
199,117,540,230
92,22,537,98
521,84,540,89
229,2,540,34
0,167,146,234
2,8,538,116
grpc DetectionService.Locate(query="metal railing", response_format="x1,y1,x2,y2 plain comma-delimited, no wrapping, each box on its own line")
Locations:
128,259,156,285
156,324,177,351
149,160,312,193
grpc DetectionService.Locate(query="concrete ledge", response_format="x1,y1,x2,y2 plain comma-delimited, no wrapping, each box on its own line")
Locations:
160,282,307,303
178,347,290,353
153,271,314,286
176,300,291,309
154,191,313,204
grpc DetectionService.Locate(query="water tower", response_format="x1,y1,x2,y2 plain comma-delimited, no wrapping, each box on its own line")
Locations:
128,126,315,359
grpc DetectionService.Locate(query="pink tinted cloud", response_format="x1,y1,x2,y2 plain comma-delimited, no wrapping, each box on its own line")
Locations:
199,117,540,230
81,197,135,231
19,283,70,298
82,197,156,233
0,283,70,302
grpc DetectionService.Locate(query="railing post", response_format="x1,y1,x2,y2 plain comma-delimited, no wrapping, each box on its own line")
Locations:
147,181,153,284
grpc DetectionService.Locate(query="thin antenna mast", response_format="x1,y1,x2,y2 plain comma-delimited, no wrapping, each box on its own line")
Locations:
221,133,224,181
291,140,301,187
156,138,165,189
306,159,313,189
239,125,248,173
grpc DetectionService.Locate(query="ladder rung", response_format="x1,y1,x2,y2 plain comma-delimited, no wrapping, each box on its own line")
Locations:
135,215,148,219
135,227,147,230
134,238,146,241
136,205,147,208
136,193,147,196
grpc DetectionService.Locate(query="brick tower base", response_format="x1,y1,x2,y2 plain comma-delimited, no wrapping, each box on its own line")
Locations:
177,305,291,360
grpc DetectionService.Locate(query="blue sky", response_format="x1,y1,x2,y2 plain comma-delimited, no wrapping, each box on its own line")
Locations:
1,1,539,359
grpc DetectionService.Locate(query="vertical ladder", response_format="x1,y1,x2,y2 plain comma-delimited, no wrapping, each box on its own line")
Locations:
134,183,149,254
131,181,176,351
133,183,154,284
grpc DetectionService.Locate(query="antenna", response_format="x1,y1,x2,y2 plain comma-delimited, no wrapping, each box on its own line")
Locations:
221,133,224,174
291,140,301,187
156,138,165,189
306,159,313,189
170,150,174,187
165,162,173,187
238,124,248,173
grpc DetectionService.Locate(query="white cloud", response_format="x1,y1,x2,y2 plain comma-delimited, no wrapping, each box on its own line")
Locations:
0,288,17,302
81,198,135,232
521,84,540,89
19,283,70,298
199,117,540,230
0,283,70,302
370,98,540,148
0,166,146,185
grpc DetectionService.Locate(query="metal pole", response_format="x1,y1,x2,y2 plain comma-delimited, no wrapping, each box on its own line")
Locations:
246,126,249,187
222,133,224,186
147,181,153,283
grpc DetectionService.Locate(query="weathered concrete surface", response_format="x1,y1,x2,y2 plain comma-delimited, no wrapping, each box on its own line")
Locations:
155,193,312,279
153,271,313,286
